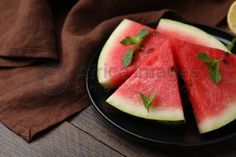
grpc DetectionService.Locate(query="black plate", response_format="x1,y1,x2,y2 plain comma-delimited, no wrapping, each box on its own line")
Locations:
86,21,236,148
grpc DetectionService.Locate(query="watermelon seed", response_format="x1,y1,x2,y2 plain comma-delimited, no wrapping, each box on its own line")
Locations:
224,52,230,57
170,66,178,72
188,80,192,87
223,52,230,63
146,48,155,54
140,45,145,51
223,59,228,64
151,31,157,36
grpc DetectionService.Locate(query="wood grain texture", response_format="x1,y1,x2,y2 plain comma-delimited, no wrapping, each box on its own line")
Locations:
0,105,235,157
70,106,236,157
70,106,172,157
0,122,123,157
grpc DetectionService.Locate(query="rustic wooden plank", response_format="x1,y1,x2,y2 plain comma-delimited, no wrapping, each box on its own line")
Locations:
70,106,169,157
0,122,124,157
70,106,236,157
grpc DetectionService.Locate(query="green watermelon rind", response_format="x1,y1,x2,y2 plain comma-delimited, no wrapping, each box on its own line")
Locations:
97,19,131,88
157,19,230,52
199,101,236,133
106,95,185,122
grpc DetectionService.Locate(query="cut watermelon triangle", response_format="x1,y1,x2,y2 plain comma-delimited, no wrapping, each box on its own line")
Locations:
97,19,167,88
106,41,185,122
99,19,236,133
156,18,229,52
172,39,236,133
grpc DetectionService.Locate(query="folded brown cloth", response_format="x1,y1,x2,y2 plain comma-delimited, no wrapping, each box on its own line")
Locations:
0,0,233,141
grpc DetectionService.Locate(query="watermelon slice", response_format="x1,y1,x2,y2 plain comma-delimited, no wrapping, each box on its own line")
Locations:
156,18,229,52
106,41,185,121
172,39,236,133
97,19,167,88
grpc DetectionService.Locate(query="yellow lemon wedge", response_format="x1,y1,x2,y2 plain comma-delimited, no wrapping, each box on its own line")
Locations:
227,1,236,34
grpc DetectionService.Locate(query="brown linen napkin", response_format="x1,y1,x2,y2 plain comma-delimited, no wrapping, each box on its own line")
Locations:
0,0,233,141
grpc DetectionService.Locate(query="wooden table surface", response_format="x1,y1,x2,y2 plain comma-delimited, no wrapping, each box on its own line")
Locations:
0,105,235,157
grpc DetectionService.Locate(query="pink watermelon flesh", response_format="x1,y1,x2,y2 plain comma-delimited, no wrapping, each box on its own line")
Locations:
106,41,185,121
172,39,236,133
97,19,167,88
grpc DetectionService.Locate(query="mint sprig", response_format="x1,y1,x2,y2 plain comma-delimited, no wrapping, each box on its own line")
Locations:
197,52,222,83
121,29,149,67
226,37,236,52
140,92,157,113
121,29,149,45
122,47,135,67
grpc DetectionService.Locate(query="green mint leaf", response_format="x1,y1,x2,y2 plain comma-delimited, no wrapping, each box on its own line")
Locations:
149,92,157,103
140,92,157,113
209,60,220,83
209,68,221,83
140,93,148,104
120,37,139,45
140,93,151,112
120,29,149,46
136,29,149,40
121,29,149,67
197,52,212,63
226,37,236,51
209,60,219,71
197,52,222,83
122,47,135,67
